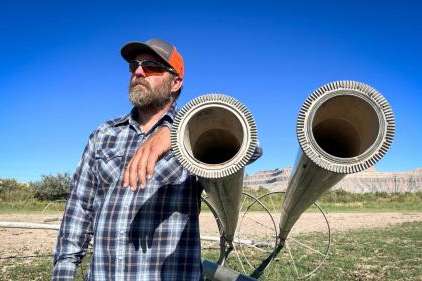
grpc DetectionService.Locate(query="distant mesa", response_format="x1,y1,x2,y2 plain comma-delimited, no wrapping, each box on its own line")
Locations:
244,167,422,193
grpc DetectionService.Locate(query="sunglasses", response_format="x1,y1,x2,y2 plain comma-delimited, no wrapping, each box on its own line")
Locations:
129,59,177,76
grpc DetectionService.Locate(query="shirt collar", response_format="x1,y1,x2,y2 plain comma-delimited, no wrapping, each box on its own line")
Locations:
111,102,177,134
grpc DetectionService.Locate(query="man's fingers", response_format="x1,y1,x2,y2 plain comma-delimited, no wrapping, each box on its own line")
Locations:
137,147,150,188
129,148,144,190
123,157,134,188
123,126,171,190
146,150,160,182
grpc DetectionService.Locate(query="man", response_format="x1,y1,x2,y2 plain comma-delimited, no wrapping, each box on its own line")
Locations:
52,38,261,280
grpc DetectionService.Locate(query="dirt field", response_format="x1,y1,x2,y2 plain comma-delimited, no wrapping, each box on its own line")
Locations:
1,212,422,257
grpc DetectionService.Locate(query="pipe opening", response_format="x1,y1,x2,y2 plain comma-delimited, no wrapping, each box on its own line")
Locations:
184,107,243,164
312,95,379,158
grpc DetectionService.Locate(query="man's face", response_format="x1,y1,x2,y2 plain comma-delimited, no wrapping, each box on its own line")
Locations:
128,53,174,110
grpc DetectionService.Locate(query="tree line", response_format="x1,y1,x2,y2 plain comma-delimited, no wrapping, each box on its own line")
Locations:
0,174,71,202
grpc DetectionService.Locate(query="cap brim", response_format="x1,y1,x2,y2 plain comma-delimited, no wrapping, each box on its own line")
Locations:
121,42,153,61
121,42,168,65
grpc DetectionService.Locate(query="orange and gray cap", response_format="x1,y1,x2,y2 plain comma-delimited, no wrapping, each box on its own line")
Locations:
121,38,184,79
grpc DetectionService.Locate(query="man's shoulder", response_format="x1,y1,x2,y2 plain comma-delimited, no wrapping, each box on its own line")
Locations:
101,113,130,129
89,113,131,140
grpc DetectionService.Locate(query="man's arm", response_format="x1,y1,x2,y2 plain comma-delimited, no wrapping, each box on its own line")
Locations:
52,131,98,280
123,126,171,190
123,123,263,190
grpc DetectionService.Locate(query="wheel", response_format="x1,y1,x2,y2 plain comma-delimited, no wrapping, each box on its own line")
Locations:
200,192,277,274
200,192,278,276
231,192,278,275
200,194,226,265
253,191,331,280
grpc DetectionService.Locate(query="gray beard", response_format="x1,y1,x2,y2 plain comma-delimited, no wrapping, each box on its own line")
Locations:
129,78,172,111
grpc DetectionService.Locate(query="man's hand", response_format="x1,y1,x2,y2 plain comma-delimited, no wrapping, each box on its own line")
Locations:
123,126,171,191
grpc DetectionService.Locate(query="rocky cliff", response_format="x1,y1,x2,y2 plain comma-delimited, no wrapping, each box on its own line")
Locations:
244,167,422,193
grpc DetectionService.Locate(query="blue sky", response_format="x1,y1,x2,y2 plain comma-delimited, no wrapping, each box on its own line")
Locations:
1,0,421,182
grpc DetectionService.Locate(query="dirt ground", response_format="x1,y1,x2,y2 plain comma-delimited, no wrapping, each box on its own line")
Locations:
0,212,422,257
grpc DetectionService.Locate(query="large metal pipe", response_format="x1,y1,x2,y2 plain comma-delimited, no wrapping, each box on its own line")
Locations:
279,81,395,240
171,94,257,245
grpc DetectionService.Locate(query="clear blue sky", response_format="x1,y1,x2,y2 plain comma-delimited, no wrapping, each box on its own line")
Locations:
1,0,421,182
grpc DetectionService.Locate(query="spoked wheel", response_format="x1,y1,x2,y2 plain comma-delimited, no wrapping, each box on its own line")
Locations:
254,191,331,280
200,192,278,276
200,194,225,264
231,192,278,275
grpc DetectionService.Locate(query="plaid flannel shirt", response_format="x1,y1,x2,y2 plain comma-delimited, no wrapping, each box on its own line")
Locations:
52,103,262,281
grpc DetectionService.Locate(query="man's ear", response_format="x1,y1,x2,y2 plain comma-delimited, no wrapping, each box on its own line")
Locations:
171,76,183,93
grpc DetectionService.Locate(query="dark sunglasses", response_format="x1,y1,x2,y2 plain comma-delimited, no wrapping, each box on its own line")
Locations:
129,59,177,75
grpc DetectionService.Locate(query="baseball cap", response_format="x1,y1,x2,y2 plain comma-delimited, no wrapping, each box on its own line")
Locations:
121,38,184,79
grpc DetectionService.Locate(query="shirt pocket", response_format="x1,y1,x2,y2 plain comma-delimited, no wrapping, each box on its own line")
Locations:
95,148,125,187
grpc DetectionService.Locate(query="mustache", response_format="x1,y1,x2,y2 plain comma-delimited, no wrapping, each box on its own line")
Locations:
130,78,151,89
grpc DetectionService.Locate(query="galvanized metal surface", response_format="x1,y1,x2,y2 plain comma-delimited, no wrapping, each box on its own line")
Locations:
171,94,257,243
279,81,395,240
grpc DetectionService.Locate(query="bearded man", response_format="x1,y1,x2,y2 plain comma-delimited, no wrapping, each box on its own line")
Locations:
52,38,261,281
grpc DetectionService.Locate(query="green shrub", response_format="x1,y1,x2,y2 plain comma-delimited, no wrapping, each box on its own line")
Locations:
31,173,71,201
0,178,34,201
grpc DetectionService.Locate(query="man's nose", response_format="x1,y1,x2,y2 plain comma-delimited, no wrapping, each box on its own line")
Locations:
133,65,146,77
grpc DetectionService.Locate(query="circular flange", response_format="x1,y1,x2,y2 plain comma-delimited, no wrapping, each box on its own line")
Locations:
297,81,395,174
171,94,257,178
